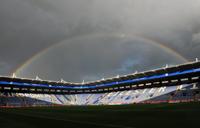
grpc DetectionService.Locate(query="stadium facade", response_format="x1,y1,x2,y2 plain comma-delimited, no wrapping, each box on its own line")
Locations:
0,61,200,107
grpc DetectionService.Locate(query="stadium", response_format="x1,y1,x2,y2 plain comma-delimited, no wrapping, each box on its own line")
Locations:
1,60,200,128
1,60,200,106
1,0,200,128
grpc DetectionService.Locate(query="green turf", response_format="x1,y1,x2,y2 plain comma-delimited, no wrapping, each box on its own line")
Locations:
0,102,200,128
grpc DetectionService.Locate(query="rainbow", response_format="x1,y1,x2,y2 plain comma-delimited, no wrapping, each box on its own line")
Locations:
13,33,188,76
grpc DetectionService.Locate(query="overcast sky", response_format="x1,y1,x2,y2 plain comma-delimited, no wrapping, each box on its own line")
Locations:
0,0,200,82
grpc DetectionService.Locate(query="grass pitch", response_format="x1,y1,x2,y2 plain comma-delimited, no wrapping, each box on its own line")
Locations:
0,102,200,128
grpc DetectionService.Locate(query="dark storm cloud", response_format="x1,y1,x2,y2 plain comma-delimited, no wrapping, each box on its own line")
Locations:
0,0,200,81
0,0,67,74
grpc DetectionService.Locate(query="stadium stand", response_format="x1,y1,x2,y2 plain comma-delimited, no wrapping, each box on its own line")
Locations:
1,61,200,107
0,84,199,107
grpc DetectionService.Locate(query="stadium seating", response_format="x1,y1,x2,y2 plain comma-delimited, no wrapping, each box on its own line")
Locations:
1,83,199,107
